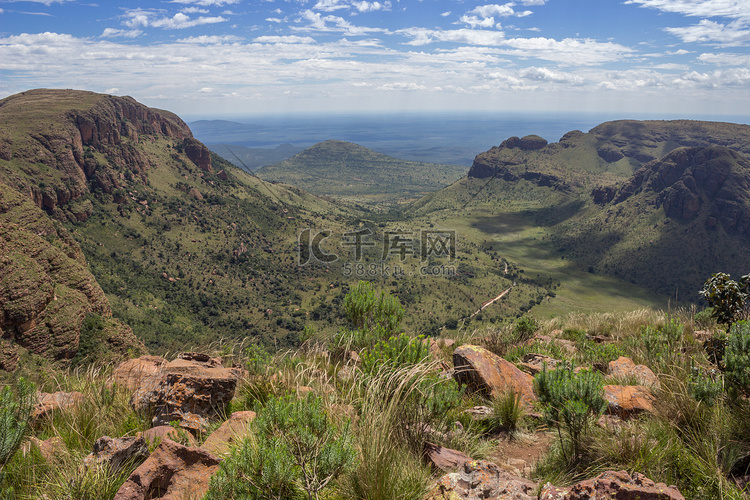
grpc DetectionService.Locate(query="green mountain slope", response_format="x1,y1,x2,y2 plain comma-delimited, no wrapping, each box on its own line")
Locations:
256,139,468,205
208,143,304,171
409,120,750,309
1,90,562,356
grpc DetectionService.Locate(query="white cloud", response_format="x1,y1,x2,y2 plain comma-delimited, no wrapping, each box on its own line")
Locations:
674,67,750,87
176,35,242,43
459,3,532,28
254,35,317,43
650,62,691,69
294,10,389,35
519,0,546,4
624,0,750,21
664,19,750,46
100,28,143,38
105,87,120,94
198,87,214,93
698,51,750,65
399,27,507,46
518,66,585,84
313,0,391,13
169,0,240,6
2,0,72,4
180,7,209,14
499,37,635,65
123,9,228,29
441,11,451,17
377,82,427,91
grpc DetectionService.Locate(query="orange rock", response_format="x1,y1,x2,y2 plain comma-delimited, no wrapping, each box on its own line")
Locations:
608,356,659,388
114,439,220,500
201,410,256,457
138,425,196,447
453,345,537,405
110,355,167,392
540,469,685,499
603,385,655,419
33,391,83,420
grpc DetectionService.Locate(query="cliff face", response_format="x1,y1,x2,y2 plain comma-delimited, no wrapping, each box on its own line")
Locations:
614,146,750,235
467,120,750,193
0,89,211,220
0,180,144,366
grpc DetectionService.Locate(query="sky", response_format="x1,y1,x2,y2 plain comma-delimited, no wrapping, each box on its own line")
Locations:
1,0,750,118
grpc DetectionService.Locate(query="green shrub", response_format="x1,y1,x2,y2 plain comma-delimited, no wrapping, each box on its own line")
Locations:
360,334,429,375
0,378,35,474
513,316,539,342
534,363,606,462
724,321,750,396
343,281,404,335
488,389,525,434
688,367,724,405
700,272,750,326
206,394,356,500
245,343,272,377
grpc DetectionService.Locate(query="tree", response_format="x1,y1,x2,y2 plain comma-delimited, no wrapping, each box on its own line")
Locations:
699,272,750,326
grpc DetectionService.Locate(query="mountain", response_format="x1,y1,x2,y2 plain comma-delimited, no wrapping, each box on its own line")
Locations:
2,90,563,359
256,139,468,205
411,119,750,304
208,143,304,171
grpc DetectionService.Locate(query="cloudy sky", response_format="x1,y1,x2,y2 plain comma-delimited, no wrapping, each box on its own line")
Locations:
1,0,749,118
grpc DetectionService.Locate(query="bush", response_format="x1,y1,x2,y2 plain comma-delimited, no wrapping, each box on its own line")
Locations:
360,334,429,375
534,363,606,462
513,316,539,342
206,394,356,500
343,281,404,335
0,378,35,474
724,321,750,396
700,272,750,326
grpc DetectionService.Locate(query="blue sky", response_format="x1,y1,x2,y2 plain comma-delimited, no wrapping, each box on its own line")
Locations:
1,0,749,118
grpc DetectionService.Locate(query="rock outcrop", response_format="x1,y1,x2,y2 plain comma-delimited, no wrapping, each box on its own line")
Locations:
603,385,656,419
0,180,144,363
452,345,537,405
540,469,685,500
83,436,150,473
130,353,241,431
425,459,537,500
201,410,256,457
0,89,212,221
114,439,220,500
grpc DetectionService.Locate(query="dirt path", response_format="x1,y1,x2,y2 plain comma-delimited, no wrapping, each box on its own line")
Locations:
471,286,511,317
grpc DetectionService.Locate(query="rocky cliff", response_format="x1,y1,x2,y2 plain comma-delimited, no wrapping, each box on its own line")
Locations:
0,179,144,367
0,89,212,221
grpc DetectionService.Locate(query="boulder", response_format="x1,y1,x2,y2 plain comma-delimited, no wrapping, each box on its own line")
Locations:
138,425,196,447
425,459,537,500
201,410,256,457
114,439,221,500
33,391,84,420
540,469,685,500
603,385,655,419
453,345,537,405
23,436,66,461
130,353,240,431
83,436,150,472
424,442,472,472
608,356,659,387
110,355,167,392
520,353,561,376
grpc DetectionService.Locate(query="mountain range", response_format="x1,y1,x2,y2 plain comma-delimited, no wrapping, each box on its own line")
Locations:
2,89,749,373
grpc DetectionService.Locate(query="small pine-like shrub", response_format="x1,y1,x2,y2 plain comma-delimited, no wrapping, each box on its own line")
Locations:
245,343,272,377
513,316,539,342
724,321,750,396
0,378,36,473
206,393,356,500
700,272,750,326
343,281,404,335
534,363,606,462
688,366,724,405
360,334,429,375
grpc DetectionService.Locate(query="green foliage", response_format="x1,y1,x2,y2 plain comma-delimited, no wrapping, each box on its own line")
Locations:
343,281,404,336
513,316,539,342
360,334,429,375
0,378,35,474
245,343,273,377
534,363,606,462
488,389,525,434
207,394,356,500
724,321,750,396
700,272,750,326
640,319,684,369
579,341,625,367
688,367,724,405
